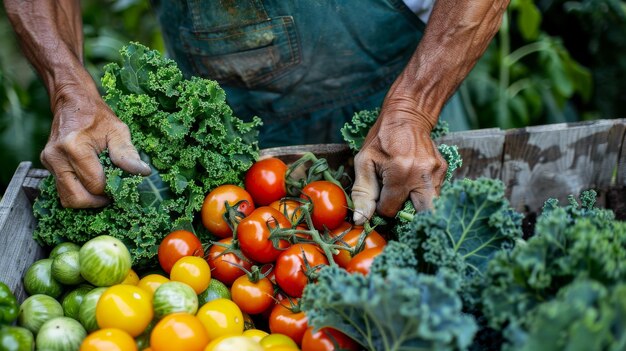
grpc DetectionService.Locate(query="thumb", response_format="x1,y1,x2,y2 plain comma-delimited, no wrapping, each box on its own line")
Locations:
107,124,151,176
351,153,380,225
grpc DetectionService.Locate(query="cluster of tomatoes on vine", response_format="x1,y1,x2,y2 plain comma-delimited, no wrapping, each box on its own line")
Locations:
158,153,388,350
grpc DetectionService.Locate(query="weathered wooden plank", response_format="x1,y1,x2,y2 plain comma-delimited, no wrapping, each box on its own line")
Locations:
502,120,620,212
616,120,626,187
438,128,505,180
22,169,50,203
0,162,46,302
261,143,354,173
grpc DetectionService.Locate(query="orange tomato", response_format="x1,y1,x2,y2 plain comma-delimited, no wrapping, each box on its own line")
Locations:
151,313,210,351
330,223,386,268
79,328,137,351
231,275,274,315
269,200,303,223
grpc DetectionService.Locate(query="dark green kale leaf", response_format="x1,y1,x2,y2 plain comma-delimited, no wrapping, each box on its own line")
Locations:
397,178,523,306
301,264,477,351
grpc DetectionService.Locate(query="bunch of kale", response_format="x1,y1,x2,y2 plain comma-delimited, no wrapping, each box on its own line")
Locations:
33,43,261,268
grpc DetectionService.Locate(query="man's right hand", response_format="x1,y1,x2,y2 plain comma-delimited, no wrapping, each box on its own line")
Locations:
41,84,151,208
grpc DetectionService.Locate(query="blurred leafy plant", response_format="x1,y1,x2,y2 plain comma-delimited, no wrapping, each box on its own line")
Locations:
538,0,626,120
463,0,593,129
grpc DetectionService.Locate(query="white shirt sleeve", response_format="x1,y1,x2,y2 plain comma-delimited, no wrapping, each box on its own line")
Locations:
402,0,435,23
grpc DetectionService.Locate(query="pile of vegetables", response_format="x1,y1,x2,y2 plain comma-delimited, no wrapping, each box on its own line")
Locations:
5,42,624,351
301,109,626,350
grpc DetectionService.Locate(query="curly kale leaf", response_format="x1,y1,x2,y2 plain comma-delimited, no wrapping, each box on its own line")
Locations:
341,108,450,152
33,155,181,268
341,109,380,152
396,178,522,306
301,264,477,351
503,280,626,351
482,192,626,329
437,144,462,184
33,43,261,268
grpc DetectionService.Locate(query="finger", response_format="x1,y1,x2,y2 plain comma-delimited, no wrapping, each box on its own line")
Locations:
432,141,448,193
351,153,380,225
55,169,110,209
65,140,107,195
377,183,410,218
107,124,151,176
409,185,438,212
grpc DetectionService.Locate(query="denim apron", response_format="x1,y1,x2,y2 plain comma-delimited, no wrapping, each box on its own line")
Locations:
150,0,468,147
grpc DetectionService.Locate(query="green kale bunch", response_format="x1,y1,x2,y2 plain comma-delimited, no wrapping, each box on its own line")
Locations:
33,43,261,268
481,191,626,350
302,263,478,351
503,280,626,351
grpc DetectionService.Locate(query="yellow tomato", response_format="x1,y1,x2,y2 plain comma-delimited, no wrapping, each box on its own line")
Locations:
137,274,169,298
204,335,263,351
260,334,299,349
151,313,210,351
263,347,300,351
243,329,269,343
170,256,212,294
196,298,244,340
80,328,138,351
96,285,153,337
121,269,140,285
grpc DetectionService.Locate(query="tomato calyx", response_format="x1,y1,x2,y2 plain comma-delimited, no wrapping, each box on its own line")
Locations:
222,199,252,234
298,245,329,282
284,152,354,209
236,264,273,284
275,295,303,314
270,203,350,267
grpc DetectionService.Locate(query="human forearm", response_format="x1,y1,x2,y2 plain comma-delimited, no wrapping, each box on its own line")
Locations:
4,0,150,208
388,0,509,127
3,0,96,99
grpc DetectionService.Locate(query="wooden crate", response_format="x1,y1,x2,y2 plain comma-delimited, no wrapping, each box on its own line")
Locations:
2,119,626,301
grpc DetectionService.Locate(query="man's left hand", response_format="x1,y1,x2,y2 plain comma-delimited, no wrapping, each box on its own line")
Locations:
351,96,448,224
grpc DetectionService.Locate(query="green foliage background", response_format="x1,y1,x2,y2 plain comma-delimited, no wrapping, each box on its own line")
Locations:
1,0,625,193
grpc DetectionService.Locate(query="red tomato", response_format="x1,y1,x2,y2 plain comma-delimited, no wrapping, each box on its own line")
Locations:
301,327,360,351
158,230,204,274
269,301,308,346
231,275,274,315
237,207,292,263
207,238,252,285
345,247,384,276
330,223,387,268
201,185,255,238
300,181,347,231
275,244,328,298
244,158,288,206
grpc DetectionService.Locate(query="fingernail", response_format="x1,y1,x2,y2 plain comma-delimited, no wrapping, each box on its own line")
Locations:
353,211,366,225
140,160,151,172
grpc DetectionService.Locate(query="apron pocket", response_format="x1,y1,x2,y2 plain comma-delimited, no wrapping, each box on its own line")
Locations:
180,16,301,89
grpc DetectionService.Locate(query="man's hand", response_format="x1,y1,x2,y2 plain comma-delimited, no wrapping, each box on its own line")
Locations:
4,0,152,208
352,97,447,224
351,0,509,223
41,85,150,208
